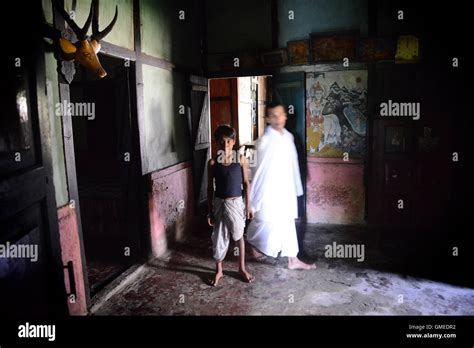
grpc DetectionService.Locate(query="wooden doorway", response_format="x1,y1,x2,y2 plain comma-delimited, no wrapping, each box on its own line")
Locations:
68,55,145,296
209,76,269,155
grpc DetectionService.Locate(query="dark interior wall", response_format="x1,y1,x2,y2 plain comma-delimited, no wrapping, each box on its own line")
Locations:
374,0,425,37
206,0,273,53
205,0,369,72
141,0,203,70
205,0,369,53
205,0,273,71
278,0,368,46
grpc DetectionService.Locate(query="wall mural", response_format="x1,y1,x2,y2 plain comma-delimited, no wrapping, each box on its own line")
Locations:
306,70,367,158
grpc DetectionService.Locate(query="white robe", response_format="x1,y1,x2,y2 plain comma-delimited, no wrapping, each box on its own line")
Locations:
247,126,303,257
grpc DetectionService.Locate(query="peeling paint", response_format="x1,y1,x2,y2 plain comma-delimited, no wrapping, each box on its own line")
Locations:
148,162,194,258
306,160,365,224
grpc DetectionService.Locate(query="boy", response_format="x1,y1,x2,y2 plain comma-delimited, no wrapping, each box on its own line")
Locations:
247,102,316,270
207,125,254,286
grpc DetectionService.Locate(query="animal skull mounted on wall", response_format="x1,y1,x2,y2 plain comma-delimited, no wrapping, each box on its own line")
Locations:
46,0,118,80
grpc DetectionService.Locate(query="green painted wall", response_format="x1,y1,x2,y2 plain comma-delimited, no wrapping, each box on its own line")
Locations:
65,0,134,50
45,52,69,207
42,0,53,23
140,0,202,69
43,0,200,179
141,65,191,173
42,0,69,207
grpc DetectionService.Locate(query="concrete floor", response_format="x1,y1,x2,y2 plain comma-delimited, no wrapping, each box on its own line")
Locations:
92,224,474,315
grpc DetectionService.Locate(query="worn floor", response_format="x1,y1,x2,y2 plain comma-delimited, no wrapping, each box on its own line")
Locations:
87,260,131,295
93,223,474,315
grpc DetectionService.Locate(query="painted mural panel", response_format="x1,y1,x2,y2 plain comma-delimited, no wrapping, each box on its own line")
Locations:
306,70,367,158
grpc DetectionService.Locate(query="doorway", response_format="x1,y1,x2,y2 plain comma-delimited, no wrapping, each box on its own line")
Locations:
208,74,306,216
209,76,269,155
69,54,143,296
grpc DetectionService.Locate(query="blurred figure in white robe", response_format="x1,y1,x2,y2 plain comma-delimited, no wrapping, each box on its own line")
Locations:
247,102,316,270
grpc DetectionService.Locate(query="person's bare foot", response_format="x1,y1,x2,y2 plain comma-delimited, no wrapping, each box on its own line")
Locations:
288,257,316,270
210,272,223,286
239,269,255,283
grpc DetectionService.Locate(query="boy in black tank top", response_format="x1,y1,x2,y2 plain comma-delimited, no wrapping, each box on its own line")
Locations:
207,125,254,286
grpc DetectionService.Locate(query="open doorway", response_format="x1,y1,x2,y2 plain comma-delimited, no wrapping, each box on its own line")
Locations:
209,76,270,157
208,74,306,218
69,54,143,296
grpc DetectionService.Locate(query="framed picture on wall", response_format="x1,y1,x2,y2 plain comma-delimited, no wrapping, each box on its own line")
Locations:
306,71,367,158
240,50,260,69
417,126,440,153
384,126,408,153
287,39,311,65
356,37,396,61
310,30,358,63
261,49,288,67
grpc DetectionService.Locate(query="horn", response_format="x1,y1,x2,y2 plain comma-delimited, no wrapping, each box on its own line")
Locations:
51,0,93,41
91,0,118,42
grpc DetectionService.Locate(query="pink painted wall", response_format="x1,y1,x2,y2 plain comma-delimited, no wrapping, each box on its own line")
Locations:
306,157,365,224
148,161,195,258
57,205,88,315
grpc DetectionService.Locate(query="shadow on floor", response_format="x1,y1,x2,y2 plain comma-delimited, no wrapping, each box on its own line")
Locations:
297,222,473,289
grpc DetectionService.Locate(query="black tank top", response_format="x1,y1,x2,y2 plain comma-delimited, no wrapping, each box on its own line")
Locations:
214,162,243,199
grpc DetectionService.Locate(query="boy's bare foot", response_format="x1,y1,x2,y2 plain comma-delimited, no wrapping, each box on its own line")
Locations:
210,272,223,286
239,269,255,283
288,257,316,270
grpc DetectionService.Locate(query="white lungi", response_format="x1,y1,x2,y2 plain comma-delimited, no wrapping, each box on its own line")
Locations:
211,197,245,261
247,213,299,258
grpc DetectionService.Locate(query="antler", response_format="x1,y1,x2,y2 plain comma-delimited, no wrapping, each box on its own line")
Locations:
52,0,94,41
91,0,118,42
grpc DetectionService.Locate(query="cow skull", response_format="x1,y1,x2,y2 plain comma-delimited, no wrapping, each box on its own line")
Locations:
51,0,118,78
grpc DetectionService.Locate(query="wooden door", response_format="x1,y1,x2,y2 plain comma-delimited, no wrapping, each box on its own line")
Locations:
209,78,239,156
189,76,210,207
271,72,307,219
0,1,68,317
368,63,451,237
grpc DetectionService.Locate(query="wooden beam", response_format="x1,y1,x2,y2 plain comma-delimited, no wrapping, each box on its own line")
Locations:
100,41,137,61
54,0,92,308
133,0,148,175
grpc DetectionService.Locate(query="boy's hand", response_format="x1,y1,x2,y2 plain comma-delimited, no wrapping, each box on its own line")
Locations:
207,213,214,226
246,206,254,220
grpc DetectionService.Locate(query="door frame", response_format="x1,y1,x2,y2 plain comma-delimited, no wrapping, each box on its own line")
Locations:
53,1,142,308
189,75,210,209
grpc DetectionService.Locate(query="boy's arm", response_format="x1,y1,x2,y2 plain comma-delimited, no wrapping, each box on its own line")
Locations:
240,155,253,219
207,159,215,218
